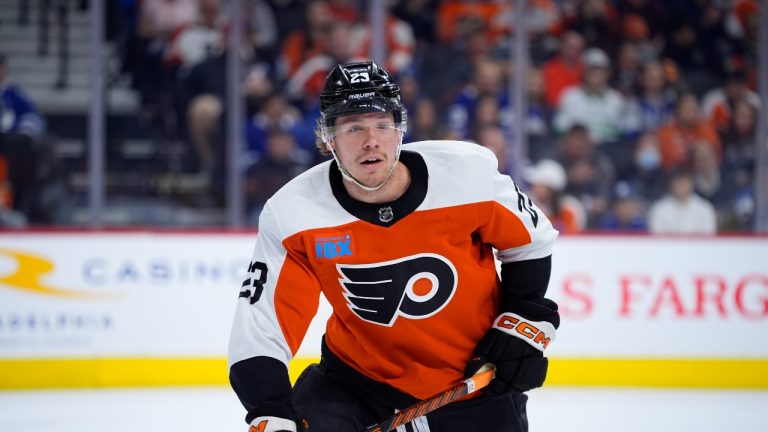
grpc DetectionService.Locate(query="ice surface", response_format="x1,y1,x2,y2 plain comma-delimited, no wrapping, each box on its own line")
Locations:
0,386,766,431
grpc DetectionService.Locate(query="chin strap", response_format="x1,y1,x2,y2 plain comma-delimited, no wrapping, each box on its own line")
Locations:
328,131,404,192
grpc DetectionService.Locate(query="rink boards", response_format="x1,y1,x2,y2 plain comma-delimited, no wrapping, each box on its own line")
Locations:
0,232,766,389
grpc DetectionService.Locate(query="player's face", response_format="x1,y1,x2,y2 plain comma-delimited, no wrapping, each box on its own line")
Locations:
330,112,402,188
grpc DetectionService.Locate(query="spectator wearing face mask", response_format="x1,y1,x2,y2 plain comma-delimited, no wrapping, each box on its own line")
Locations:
623,131,667,201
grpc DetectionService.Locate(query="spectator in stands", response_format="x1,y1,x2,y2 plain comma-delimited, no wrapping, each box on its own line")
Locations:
689,142,721,203
242,0,278,62
481,0,562,64
661,14,726,95
615,0,670,45
418,15,489,108
524,158,586,234
436,0,560,45
657,92,721,172
541,30,585,108
278,0,337,80
476,125,511,176
406,98,452,143
267,0,309,41
561,0,622,56
176,53,227,176
701,69,761,133
720,99,758,180
350,5,415,77
0,55,44,143
694,2,745,86
526,67,556,162
468,93,502,141
285,21,358,108
392,0,440,45
611,41,643,97
456,66,552,157
0,53,45,224
0,153,26,227
730,0,760,89
326,0,361,23
128,0,199,104
244,129,311,224
556,124,615,228
395,67,421,113
138,0,199,41
0,156,11,208
554,47,629,147
716,170,755,232
164,0,226,75
648,169,717,235
446,58,506,139
716,99,758,231
244,92,303,161
436,0,505,45
623,60,678,137
598,183,648,232
177,51,272,176
623,132,667,201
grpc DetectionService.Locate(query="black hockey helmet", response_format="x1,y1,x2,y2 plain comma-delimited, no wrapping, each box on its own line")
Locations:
319,60,406,127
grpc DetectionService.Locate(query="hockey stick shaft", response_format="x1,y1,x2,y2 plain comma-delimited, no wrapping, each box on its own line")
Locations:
363,367,495,432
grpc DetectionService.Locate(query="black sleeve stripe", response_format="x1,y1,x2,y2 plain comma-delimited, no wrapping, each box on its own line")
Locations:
229,356,294,423
499,255,552,301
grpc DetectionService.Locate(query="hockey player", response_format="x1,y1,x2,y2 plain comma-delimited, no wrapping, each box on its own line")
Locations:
228,60,560,432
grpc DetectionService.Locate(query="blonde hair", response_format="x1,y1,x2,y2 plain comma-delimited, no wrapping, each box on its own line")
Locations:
314,117,332,156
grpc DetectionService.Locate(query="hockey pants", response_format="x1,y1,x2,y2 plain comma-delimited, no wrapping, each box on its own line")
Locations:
292,361,530,432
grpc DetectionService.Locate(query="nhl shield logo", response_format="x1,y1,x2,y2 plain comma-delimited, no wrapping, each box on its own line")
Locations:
378,206,393,223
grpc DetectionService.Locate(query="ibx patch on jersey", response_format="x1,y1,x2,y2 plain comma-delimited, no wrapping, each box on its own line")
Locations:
314,232,355,259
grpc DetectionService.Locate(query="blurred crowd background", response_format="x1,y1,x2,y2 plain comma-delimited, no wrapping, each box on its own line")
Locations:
0,0,764,233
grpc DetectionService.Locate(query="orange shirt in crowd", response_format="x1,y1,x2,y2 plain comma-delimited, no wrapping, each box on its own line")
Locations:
550,208,581,234
541,57,583,108
0,156,12,208
437,0,560,43
280,31,328,78
657,120,721,171
436,1,503,43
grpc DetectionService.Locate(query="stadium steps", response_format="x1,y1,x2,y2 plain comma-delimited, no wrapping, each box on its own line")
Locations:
1,1,224,226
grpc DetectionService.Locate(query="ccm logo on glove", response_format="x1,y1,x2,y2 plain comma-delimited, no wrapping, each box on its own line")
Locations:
493,312,556,351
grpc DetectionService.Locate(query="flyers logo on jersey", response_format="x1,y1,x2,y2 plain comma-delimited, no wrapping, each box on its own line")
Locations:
337,253,458,326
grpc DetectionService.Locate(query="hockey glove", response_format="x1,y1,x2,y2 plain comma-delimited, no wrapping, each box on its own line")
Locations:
465,297,559,398
248,416,297,432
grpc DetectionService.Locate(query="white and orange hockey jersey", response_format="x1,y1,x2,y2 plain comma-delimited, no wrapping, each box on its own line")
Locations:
228,140,558,403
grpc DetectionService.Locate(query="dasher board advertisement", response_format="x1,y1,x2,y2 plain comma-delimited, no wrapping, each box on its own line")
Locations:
0,232,766,389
